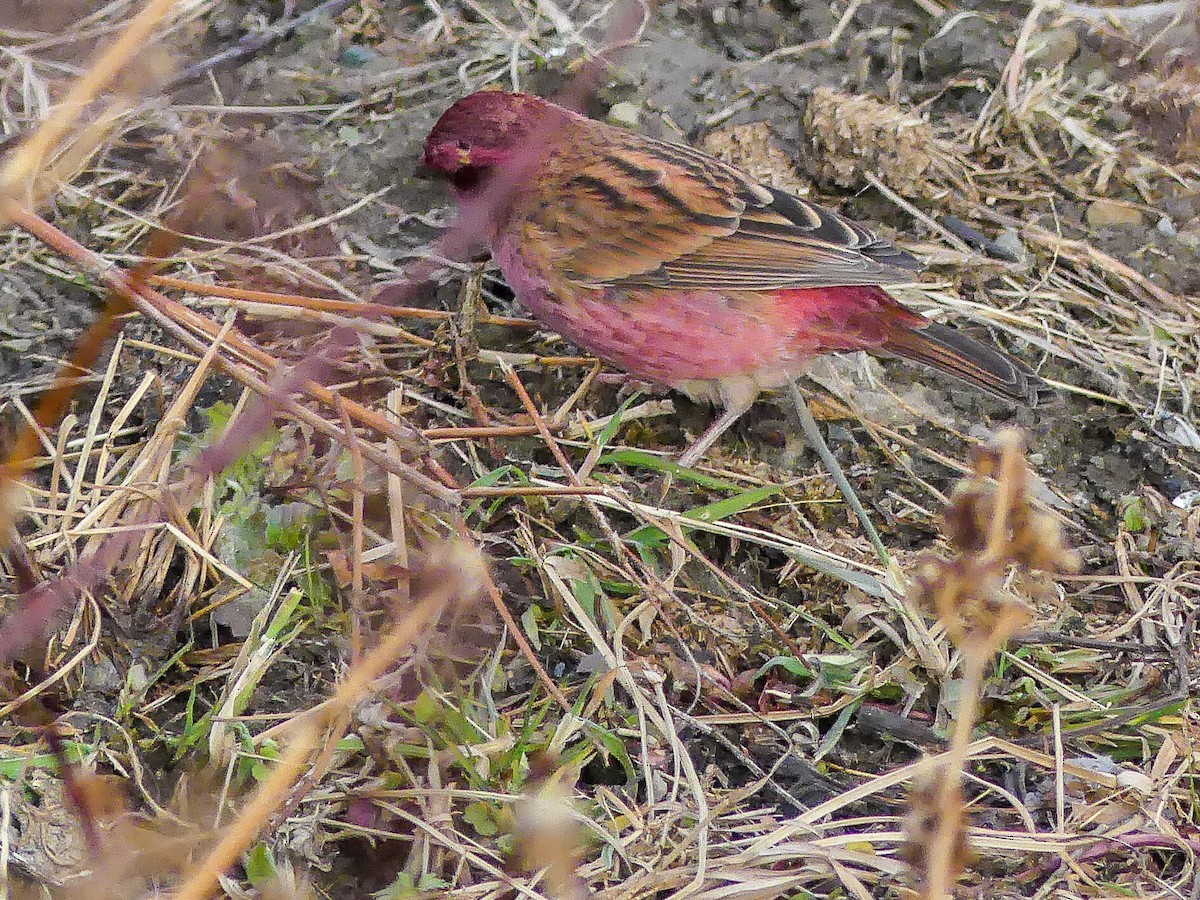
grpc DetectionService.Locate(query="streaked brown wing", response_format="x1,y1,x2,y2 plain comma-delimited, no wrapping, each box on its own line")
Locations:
517,121,920,291
516,125,749,283
634,186,923,290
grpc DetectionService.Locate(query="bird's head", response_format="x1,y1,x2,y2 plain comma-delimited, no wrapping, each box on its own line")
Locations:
422,90,560,193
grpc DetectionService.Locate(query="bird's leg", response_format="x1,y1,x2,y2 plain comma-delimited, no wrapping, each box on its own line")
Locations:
677,400,752,469
785,380,889,566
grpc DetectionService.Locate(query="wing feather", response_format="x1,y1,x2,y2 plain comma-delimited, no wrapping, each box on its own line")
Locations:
514,121,921,292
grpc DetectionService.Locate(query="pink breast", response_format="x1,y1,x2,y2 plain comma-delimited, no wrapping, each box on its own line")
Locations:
493,239,896,391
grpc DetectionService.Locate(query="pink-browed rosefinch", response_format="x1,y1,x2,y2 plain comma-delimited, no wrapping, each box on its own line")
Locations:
422,90,1050,467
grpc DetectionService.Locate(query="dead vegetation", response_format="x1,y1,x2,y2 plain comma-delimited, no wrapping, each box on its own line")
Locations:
0,1,1198,899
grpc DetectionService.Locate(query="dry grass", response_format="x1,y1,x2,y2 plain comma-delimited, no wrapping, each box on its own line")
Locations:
1,1,1198,899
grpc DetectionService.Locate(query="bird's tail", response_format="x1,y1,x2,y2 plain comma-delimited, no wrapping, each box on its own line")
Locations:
882,321,1053,407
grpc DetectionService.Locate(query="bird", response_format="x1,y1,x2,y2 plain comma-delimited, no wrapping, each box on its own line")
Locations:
421,89,1050,472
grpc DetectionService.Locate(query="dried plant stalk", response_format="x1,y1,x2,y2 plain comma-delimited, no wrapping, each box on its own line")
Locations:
0,0,180,214
905,429,1079,899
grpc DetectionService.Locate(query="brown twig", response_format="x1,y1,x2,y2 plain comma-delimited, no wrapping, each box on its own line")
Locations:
145,273,538,329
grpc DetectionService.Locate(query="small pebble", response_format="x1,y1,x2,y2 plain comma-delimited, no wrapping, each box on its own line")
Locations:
339,45,378,68
1108,107,1132,130
1086,199,1144,228
919,13,1007,78
1116,770,1154,794
1027,27,1079,68
338,124,366,147
1172,489,1200,510
993,229,1028,264
1157,216,1178,238
607,101,641,128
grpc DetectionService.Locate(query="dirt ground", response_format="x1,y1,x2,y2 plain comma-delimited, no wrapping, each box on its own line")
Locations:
1,0,1199,897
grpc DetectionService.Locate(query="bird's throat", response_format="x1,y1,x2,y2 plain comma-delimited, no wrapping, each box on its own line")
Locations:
449,165,489,193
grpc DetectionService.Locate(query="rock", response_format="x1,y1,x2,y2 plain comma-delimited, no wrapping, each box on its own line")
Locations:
1157,216,1178,238
5,771,89,884
1172,489,1200,510
993,229,1028,264
1086,199,1145,228
919,13,1008,79
82,655,122,692
1108,106,1132,130
1156,412,1200,451
339,45,378,68
606,101,641,129
1027,27,1080,68
1058,0,1200,62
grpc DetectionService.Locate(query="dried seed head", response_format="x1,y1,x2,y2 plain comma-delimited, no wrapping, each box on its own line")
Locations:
907,551,949,616
943,480,995,554
0,476,30,547
969,442,1003,480
1019,509,1081,574
911,429,1075,646
802,87,967,200
988,427,1026,459
513,753,590,900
